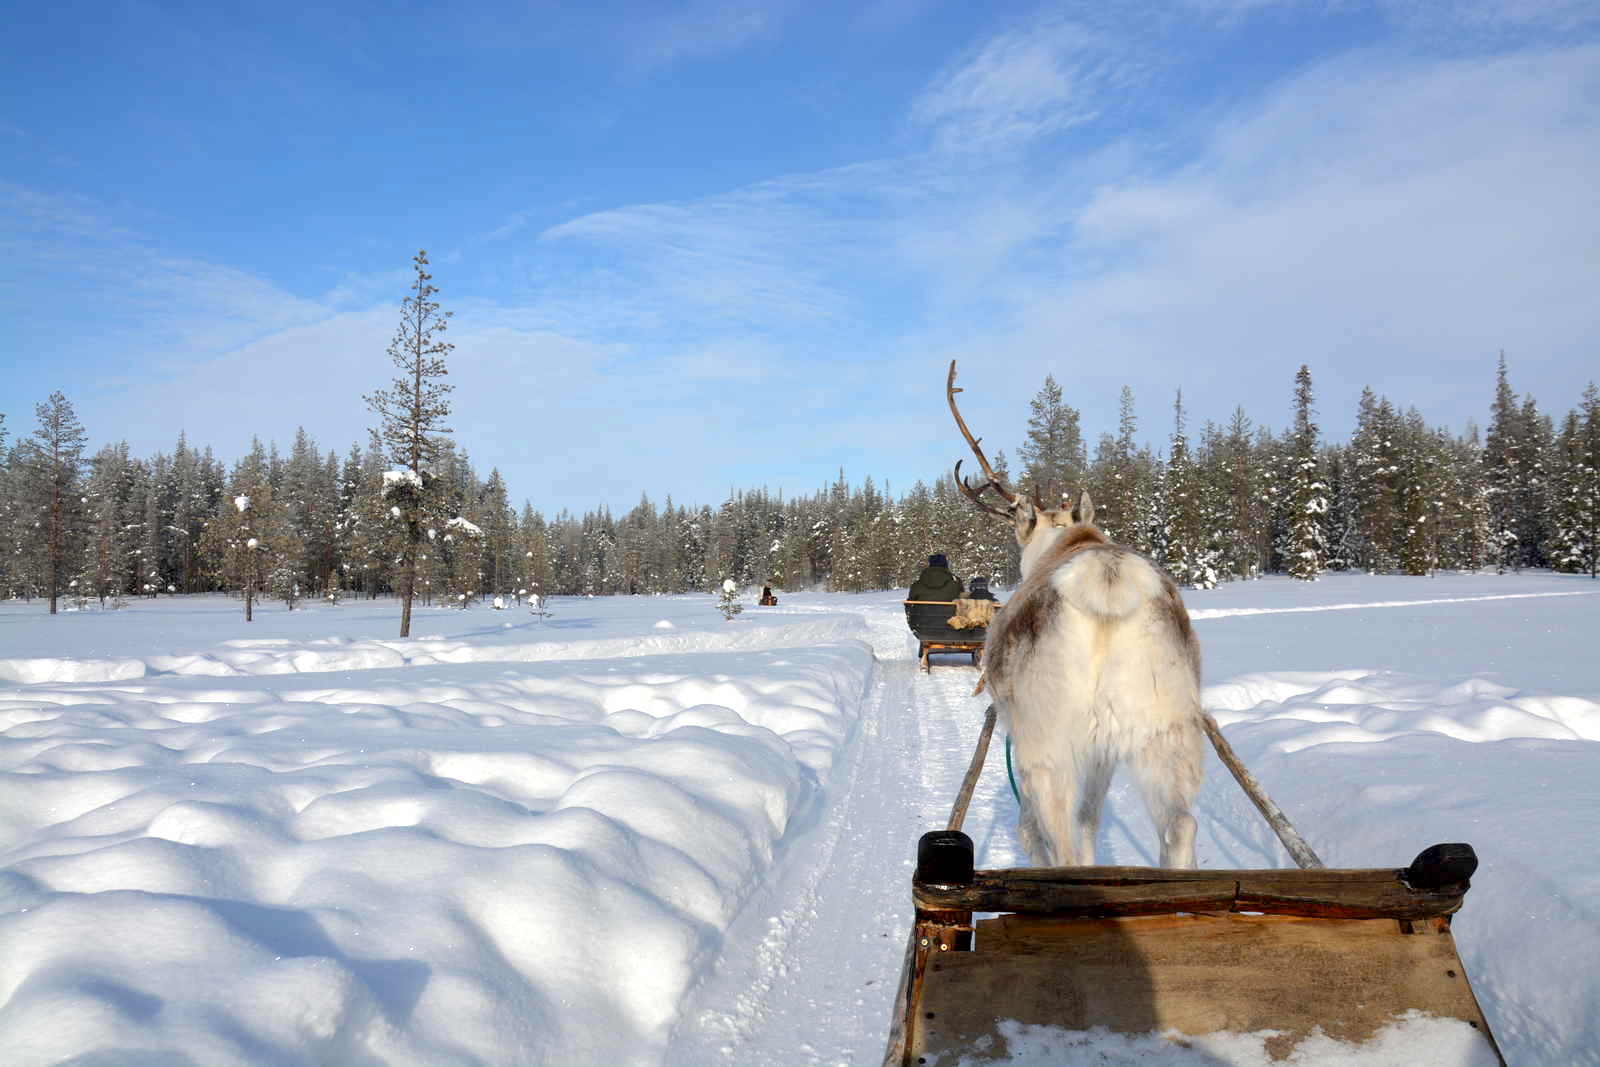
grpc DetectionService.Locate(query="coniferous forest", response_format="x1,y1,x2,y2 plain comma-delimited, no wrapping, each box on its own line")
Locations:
5,250,1597,617
5,354,1596,618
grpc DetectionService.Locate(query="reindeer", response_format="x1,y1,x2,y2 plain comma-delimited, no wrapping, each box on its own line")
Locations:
947,361,1204,869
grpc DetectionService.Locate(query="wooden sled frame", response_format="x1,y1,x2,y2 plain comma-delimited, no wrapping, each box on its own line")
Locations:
916,638,984,672
884,707,1504,1065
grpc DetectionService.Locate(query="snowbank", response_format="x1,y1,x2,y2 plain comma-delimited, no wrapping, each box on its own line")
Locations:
0,599,874,1064
0,657,146,685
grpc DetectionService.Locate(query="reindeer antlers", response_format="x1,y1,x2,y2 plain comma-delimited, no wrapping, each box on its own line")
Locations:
948,360,1020,517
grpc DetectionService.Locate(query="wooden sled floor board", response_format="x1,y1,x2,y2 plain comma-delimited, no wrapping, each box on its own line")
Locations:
912,913,1501,1063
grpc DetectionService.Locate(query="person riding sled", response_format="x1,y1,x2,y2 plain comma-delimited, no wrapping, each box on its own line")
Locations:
909,554,963,602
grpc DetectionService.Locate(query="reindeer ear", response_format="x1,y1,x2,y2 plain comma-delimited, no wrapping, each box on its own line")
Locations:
1072,490,1095,526
1011,495,1039,540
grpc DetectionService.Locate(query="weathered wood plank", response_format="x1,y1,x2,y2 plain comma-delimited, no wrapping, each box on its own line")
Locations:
967,864,1404,886
910,913,1503,1064
916,879,1242,917
914,867,1467,919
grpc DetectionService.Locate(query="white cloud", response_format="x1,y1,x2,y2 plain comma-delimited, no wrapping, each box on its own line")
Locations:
996,43,1600,436
534,162,916,339
910,14,1132,151
13,9,1598,517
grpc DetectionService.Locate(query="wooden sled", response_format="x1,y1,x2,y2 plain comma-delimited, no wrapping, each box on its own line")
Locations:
904,600,993,672
885,707,1503,1065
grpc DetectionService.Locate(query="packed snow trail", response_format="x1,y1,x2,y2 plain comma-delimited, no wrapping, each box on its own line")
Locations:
666,600,1020,1066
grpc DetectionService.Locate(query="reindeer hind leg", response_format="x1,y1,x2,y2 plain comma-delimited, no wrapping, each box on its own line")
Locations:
1131,721,1204,869
1073,751,1115,867
1013,753,1080,867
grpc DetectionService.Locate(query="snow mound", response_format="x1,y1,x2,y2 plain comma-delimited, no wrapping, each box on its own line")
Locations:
0,657,146,685
0,630,874,1064
1206,669,1600,747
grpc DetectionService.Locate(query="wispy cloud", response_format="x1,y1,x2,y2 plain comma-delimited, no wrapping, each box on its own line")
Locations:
534,161,916,340
624,0,790,70
10,3,1597,516
999,42,1600,432
910,12,1137,151
2,184,328,385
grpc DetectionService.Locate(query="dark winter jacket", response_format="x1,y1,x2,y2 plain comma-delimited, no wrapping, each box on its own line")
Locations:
909,564,963,603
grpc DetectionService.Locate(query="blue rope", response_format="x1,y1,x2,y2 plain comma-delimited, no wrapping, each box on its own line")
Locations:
1004,733,1021,804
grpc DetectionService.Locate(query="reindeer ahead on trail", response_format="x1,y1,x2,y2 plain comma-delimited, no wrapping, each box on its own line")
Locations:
947,361,1204,869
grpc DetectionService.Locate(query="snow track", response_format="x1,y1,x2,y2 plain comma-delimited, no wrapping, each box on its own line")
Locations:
667,602,1010,1066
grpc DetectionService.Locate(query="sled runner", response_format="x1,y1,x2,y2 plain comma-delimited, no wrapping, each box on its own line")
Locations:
904,600,995,672
884,706,1504,1065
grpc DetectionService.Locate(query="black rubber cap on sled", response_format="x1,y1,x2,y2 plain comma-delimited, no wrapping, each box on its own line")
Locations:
1405,842,1478,891
916,830,975,886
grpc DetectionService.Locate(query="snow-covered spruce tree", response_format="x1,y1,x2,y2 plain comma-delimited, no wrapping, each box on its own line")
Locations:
1548,384,1600,576
1575,383,1600,577
1394,408,1441,576
1194,422,1238,582
1162,391,1218,588
1521,394,1555,569
21,392,89,614
1286,366,1329,580
1142,448,1171,571
1214,407,1263,579
717,577,743,619
1440,425,1492,572
438,514,484,605
199,486,270,621
1019,375,1086,508
270,519,307,610
280,427,335,599
82,442,137,606
1483,354,1528,573
1322,446,1356,572
1090,386,1142,546
1349,388,1400,572
365,249,454,637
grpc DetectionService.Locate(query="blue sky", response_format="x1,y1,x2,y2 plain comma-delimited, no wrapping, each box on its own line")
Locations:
4,0,1597,515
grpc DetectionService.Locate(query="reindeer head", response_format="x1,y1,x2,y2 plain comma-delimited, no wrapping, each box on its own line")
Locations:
947,360,1105,576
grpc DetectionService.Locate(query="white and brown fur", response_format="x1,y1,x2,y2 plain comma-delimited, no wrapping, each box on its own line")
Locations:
985,491,1204,868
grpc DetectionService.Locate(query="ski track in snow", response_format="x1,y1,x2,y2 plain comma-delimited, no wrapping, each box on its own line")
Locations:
1189,588,1599,621
666,605,1005,1067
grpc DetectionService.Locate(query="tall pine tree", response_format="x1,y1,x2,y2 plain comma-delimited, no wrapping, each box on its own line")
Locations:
365,250,455,637
23,392,89,613
1286,367,1328,580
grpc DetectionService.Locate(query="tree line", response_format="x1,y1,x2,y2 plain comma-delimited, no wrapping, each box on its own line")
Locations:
4,256,1596,624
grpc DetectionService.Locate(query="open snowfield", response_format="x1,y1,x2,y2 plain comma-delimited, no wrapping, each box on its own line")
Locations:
2,573,1598,1065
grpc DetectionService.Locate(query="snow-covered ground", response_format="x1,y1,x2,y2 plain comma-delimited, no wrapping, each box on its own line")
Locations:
1,574,1597,1065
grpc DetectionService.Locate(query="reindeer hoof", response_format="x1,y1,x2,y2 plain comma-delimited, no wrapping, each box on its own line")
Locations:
916,830,975,886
